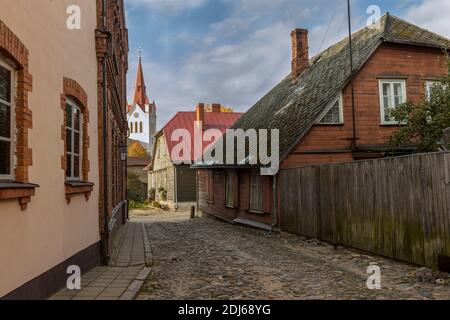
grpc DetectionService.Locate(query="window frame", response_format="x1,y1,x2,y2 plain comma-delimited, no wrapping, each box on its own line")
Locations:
66,97,83,181
318,93,344,125
425,80,438,102
249,171,263,213
378,79,407,125
0,59,15,181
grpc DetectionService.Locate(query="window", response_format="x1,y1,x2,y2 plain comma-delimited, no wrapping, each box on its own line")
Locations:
225,172,233,207
0,61,14,180
319,94,343,124
134,122,138,133
66,98,82,180
130,123,133,133
249,171,263,212
425,81,441,102
140,122,143,133
379,79,407,124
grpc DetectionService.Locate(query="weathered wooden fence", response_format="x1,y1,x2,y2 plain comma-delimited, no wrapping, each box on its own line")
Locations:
280,152,450,269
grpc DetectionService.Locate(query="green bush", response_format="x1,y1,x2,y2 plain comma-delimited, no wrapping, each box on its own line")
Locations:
128,200,148,209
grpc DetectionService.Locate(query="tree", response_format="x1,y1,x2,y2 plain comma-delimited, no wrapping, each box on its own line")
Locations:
389,55,450,152
203,104,234,113
128,141,148,158
220,106,234,113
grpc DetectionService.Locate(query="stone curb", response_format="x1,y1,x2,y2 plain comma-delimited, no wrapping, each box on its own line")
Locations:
141,223,154,266
119,267,151,300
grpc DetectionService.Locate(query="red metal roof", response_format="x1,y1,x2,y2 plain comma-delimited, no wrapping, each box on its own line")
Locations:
163,111,243,162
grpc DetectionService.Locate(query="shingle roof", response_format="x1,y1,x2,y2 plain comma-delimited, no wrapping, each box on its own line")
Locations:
127,157,151,167
223,14,450,164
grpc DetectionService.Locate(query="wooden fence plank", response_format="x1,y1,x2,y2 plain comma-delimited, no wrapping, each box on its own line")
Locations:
279,152,450,268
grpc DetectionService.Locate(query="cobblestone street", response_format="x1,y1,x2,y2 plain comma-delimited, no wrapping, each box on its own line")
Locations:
136,210,449,300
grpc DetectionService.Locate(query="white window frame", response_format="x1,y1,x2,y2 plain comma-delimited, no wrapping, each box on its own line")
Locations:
317,93,344,125
66,98,83,181
0,59,15,181
425,81,438,102
249,171,263,212
379,79,407,125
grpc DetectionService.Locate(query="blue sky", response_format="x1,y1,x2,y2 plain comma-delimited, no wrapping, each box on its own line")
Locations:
125,0,450,127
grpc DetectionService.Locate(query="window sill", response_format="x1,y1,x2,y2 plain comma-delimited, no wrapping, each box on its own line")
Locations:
0,182,39,210
248,209,266,215
380,123,406,127
224,205,236,210
65,181,94,204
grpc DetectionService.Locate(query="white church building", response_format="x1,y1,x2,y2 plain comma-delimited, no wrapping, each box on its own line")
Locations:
127,53,157,154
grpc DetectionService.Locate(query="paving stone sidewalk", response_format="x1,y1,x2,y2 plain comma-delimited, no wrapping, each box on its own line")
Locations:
51,221,151,300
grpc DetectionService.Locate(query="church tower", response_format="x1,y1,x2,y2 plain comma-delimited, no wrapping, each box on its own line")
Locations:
127,49,157,155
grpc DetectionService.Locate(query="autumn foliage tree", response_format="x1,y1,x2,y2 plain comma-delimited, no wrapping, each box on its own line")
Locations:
128,141,148,158
389,55,450,152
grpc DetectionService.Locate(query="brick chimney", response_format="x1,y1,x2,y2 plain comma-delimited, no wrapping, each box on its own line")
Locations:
291,28,309,80
211,103,221,113
196,103,205,130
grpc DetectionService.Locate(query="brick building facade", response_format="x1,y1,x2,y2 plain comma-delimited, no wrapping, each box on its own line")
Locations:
95,0,129,261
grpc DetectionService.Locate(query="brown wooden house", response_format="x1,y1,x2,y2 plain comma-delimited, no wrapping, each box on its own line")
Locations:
196,14,450,230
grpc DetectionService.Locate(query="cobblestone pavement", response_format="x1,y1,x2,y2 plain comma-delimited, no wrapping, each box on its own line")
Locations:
51,220,151,300
137,210,450,300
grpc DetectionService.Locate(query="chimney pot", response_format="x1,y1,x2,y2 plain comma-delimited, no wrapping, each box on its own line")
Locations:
196,103,205,130
291,28,309,80
211,103,221,113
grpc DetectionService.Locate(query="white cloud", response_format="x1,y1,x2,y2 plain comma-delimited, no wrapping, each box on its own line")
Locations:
404,0,450,37
127,0,207,12
127,0,377,126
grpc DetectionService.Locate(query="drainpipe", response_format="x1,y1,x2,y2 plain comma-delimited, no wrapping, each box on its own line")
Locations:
100,0,111,265
196,170,199,215
174,166,178,210
271,174,278,231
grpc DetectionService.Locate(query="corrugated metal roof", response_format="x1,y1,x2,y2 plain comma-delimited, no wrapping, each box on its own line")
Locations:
163,111,243,162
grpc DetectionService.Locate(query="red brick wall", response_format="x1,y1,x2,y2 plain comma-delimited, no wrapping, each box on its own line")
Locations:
198,169,273,226
282,42,446,169
96,0,129,235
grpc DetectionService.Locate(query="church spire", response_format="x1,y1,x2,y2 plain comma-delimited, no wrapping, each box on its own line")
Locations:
132,47,150,110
